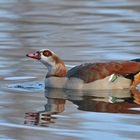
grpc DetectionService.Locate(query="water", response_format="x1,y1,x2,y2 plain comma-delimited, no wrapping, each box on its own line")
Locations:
1,0,140,139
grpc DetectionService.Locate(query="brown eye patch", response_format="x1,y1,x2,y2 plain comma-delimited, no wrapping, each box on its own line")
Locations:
42,50,52,57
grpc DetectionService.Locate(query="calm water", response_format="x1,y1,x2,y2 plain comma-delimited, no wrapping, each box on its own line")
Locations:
1,0,140,140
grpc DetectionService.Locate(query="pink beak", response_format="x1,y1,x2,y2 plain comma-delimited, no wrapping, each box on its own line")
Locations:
26,52,41,60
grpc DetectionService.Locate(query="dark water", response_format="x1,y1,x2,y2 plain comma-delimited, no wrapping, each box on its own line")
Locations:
1,0,140,140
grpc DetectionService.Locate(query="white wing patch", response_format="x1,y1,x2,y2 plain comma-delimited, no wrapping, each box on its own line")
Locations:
109,74,122,82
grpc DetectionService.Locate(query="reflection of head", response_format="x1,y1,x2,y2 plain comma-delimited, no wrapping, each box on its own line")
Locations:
24,97,66,127
24,112,55,127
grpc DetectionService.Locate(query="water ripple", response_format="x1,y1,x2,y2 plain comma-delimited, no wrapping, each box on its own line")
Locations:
8,82,44,91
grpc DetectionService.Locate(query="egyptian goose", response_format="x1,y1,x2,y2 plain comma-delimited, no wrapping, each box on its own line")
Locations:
26,49,140,90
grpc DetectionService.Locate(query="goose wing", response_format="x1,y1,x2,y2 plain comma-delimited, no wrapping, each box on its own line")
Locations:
67,61,140,83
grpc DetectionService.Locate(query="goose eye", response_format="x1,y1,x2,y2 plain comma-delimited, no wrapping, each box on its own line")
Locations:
43,50,52,57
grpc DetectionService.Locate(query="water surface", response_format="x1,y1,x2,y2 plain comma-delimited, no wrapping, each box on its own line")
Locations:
1,0,140,140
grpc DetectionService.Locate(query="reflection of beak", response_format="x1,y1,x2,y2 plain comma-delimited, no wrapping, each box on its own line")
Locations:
26,52,41,60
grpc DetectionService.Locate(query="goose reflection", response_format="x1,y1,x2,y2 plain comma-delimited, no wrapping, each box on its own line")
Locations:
46,88,140,114
25,88,140,126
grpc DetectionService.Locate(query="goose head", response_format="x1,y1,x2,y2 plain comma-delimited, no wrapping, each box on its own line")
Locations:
26,49,67,77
